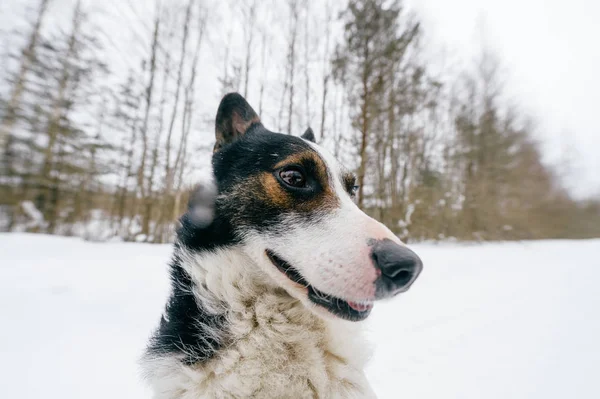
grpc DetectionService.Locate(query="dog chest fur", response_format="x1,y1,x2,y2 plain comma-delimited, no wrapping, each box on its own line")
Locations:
142,246,377,398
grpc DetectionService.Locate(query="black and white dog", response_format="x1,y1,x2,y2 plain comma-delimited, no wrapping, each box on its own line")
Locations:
143,93,423,398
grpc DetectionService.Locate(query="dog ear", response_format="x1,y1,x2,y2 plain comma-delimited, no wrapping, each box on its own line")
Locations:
301,127,315,143
214,93,261,153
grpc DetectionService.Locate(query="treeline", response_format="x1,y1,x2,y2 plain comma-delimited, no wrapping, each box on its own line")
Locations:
1,0,598,242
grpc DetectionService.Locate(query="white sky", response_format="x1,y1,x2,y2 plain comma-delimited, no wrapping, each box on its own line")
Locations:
2,0,599,198
407,0,600,198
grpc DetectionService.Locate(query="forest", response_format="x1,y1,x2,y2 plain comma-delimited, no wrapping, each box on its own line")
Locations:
1,0,599,242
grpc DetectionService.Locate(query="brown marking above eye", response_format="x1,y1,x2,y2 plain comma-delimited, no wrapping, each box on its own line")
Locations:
342,172,357,195
259,151,339,211
273,151,314,170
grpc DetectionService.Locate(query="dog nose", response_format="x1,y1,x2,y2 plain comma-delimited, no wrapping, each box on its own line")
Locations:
371,239,423,295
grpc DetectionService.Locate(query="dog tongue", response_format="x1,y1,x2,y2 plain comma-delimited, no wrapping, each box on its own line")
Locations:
347,301,373,312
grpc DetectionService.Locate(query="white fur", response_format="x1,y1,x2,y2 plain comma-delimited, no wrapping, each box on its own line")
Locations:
142,245,377,398
142,140,405,398
246,140,403,301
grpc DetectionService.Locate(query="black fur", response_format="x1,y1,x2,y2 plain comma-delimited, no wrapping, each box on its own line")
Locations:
146,249,227,365
146,194,236,364
178,208,238,251
213,126,330,231
213,126,314,189
146,171,237,364
301,127,316,142
214,93,261,152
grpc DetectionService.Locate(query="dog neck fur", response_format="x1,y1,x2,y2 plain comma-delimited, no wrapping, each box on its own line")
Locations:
142,242,377,398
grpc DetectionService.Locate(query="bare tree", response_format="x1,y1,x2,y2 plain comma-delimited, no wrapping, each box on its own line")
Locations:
334,0,420,208
137,1,161,237
218,20,241,95
169,4,207,239
258,26,270,116
319,0,333,141
302,0,311,128
164,0,193,192
0,0,52,230
242,0,258,98
39,0,84,231
112,73,141,234
286,0,300,134
1,0,51,170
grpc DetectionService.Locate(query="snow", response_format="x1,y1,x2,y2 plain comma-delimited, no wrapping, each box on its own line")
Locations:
20,201,44,224
20,201,47,230
1,233,599,399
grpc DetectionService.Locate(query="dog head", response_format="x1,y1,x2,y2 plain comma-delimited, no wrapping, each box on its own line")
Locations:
190,93,422,322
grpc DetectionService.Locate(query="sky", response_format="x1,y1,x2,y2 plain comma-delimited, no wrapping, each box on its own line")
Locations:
1,0,599,198
406,0,600,198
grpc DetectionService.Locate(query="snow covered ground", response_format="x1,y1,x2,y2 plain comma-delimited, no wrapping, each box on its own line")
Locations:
1,233,599,398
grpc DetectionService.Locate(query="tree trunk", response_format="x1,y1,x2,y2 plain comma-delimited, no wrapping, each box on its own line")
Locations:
303,0,310,127
1,0,51,165
40,0,81,226
137,5,161,238
356,45,370,209
2,0,51,230
164,0,193,192
286,0,299,135
242,0,256,98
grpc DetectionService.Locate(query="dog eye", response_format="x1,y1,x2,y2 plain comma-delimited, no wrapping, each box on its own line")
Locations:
351,185,359,196
279,168,306,188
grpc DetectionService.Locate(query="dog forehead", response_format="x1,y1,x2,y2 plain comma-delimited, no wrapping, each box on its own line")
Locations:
246,131,316,163
213,131,310,179
214,130,350,200
303,139,346,185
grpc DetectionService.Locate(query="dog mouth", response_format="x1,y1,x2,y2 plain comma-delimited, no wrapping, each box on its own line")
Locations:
265,250,374,321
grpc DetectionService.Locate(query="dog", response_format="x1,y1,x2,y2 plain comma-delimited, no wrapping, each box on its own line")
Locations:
142,93,423,398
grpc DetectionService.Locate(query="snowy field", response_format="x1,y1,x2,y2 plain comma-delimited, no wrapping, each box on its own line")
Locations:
1,233,599,399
